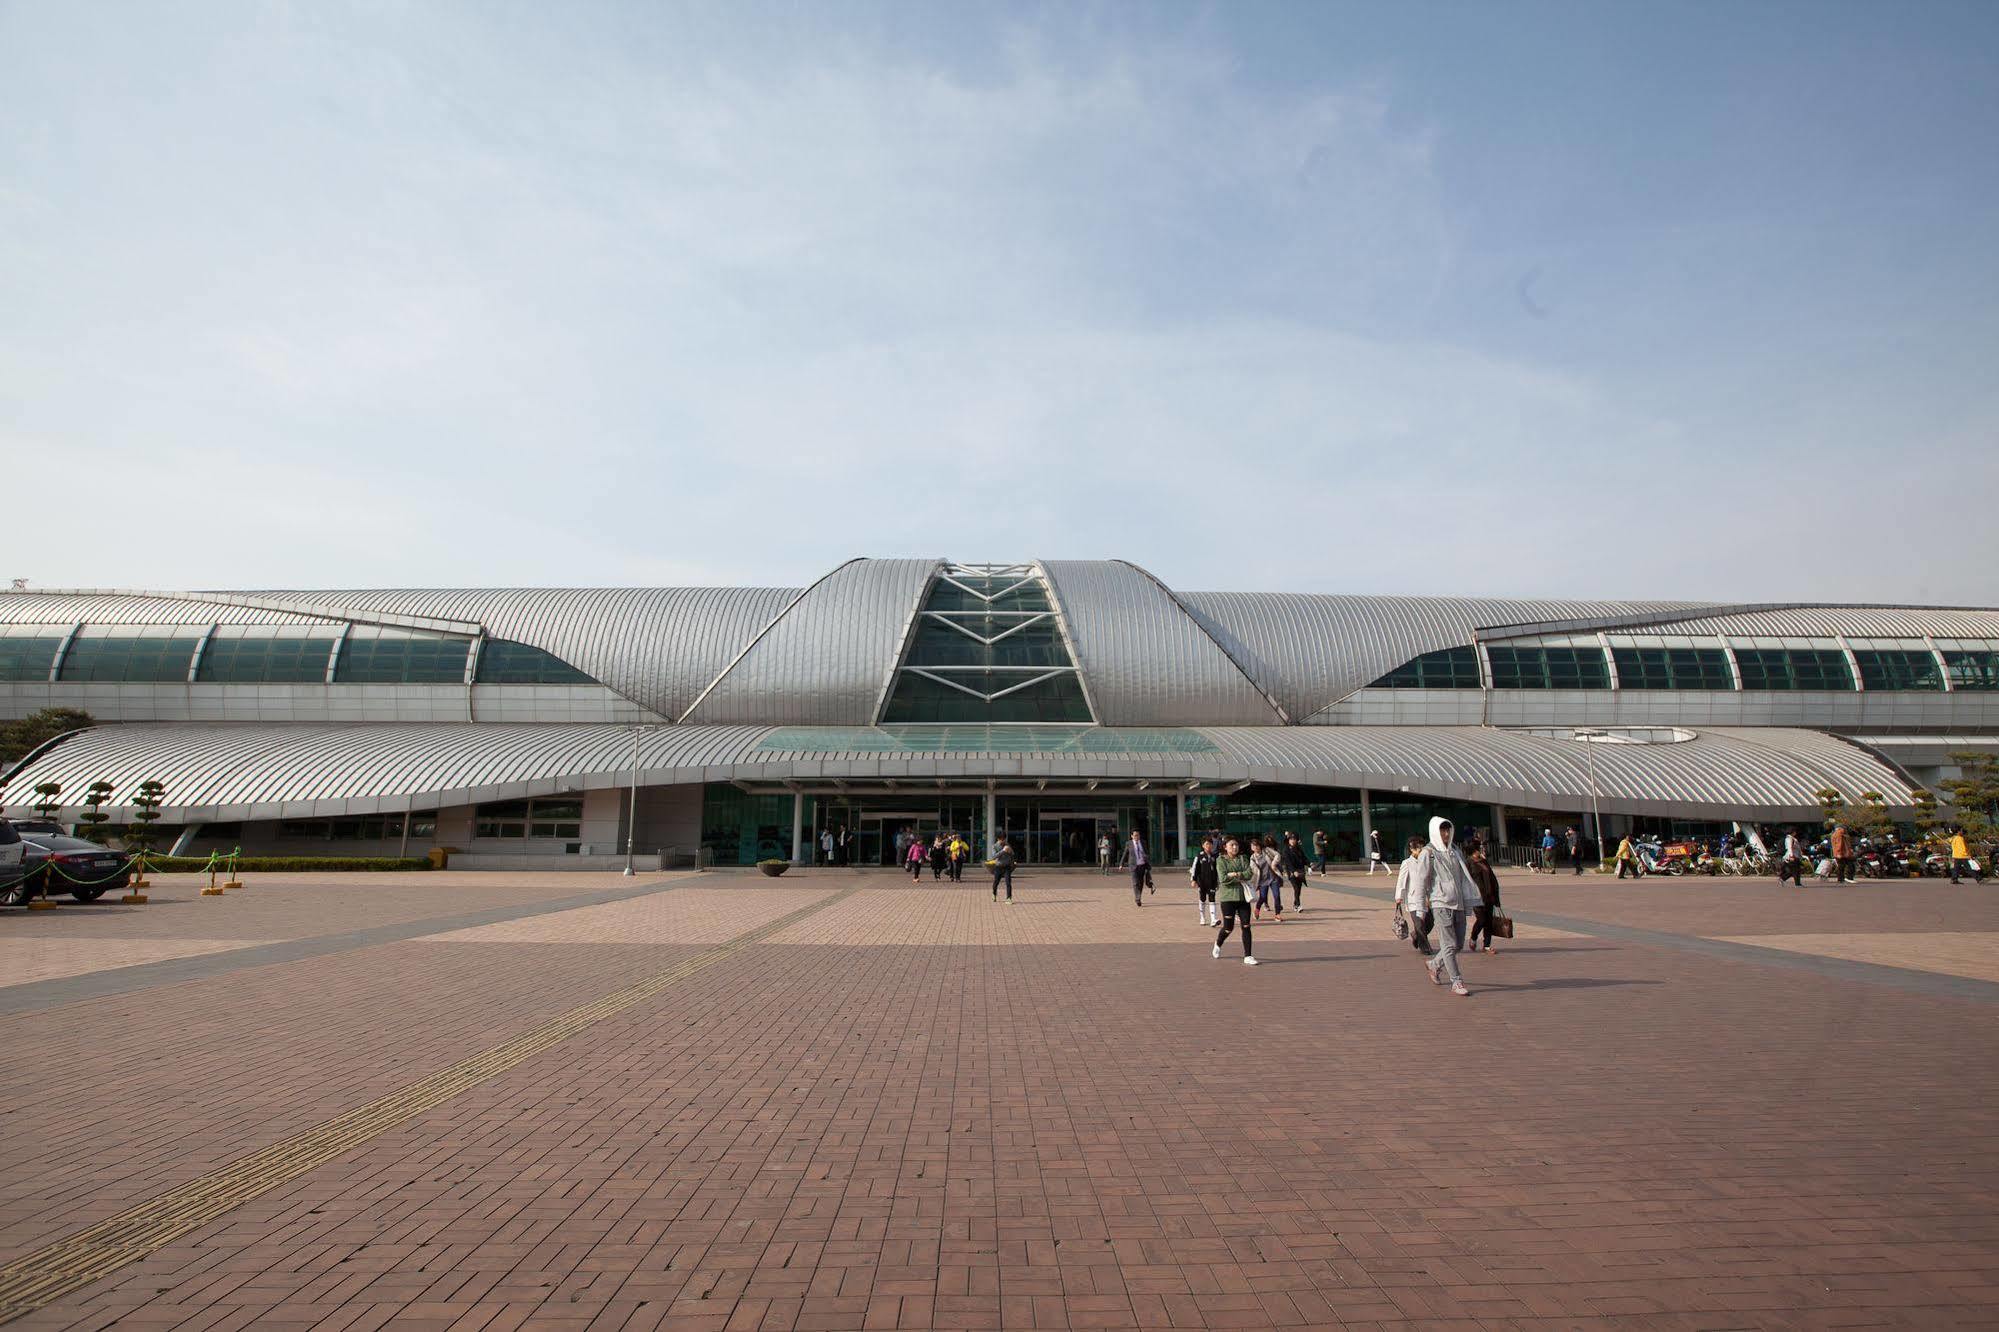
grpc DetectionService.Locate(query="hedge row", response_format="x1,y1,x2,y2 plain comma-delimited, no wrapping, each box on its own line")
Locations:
141,856,435,873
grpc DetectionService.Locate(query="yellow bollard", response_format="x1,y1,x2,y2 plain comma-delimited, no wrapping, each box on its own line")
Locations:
222,848,244,891
201,851,225,897
122,851,150,905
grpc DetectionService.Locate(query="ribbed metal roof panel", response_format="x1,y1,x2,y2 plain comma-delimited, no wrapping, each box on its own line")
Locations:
0,591,337,626
1652,606,1999,638
1041,561,1281,726
682,559,940,725
0,723,775,816
0,722,1923,821
1179,593,1699,719
257,586,800,717
1196,725,1920,811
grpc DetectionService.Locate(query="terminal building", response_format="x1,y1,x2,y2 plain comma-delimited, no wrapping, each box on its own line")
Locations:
2,559,1995,867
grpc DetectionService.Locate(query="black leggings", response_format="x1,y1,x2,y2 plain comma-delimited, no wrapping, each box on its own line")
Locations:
1215,900,1253,956
991,866,1013,898
1468,904,1495,948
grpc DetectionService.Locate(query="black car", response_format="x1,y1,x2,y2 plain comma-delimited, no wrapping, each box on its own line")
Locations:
17,834,133,903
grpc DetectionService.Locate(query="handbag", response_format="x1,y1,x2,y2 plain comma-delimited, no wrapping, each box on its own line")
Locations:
1393,911,1410,941
1491,911,1515,940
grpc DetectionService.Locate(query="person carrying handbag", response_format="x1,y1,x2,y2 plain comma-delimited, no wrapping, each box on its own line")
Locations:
1466,842,1504,954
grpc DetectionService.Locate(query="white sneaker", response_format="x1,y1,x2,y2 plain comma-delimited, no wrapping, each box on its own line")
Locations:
1243,956,1259,966
1452,981,1470,996
1212,944,1221,958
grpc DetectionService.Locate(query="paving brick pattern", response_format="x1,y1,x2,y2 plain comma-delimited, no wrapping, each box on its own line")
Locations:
3,870,1997,1330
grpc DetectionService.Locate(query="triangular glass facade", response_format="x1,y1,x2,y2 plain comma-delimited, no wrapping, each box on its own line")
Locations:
878,563,1095,723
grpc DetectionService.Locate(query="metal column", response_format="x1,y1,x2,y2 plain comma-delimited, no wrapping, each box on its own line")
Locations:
1359,788,1373,863
791,793,804,865
1490,805,1508,846
1176,792,1188,864
984,790,996,857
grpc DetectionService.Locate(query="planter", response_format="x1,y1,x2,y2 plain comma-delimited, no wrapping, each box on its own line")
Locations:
758,861,790,877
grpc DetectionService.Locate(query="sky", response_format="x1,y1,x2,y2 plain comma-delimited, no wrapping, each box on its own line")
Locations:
3,0,1996,602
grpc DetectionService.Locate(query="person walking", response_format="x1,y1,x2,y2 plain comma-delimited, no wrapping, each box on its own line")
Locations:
948,832,970,883
1280,832,1310,912
1312,828,1330,874
1948,826,1985,883
1097,833,1113,876
1777,827,1805,886
928,834,949,882
1615,833,1641,880
1189,836,1219,926
1249,836,1285,923
819,827,835,866
1211,836,1258,965
1393,835,1431,953
1565,826,1583,876
1830,822,1855,884
1122,830,1153,905
1539,827,1557,874
1466,843,1503,954
893,827,909,869
1365,827,1386,875
990,838,1017,902
1414,817,1479,996
905,835,926,880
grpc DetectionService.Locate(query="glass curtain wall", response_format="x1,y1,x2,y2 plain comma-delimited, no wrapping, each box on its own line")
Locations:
878,565,1093,723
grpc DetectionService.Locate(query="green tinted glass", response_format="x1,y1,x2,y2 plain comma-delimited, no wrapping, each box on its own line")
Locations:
58,637,201,682
474,640,596,685
196,638,335,683
336,635,471,684
0,637,65,681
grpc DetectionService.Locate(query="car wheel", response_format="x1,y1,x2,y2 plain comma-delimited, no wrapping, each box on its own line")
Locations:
1,877,28,907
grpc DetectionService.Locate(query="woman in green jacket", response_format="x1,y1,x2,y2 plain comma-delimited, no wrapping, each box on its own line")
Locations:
1211,836,1259,965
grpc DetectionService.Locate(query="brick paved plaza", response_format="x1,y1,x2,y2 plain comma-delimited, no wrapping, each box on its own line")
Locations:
1,867,1996,1330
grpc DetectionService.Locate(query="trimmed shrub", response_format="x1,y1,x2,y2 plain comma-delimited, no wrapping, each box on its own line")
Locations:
142,856,434,873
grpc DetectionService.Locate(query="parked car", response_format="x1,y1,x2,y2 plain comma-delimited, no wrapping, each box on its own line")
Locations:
0,820,25,904
19,833,133,903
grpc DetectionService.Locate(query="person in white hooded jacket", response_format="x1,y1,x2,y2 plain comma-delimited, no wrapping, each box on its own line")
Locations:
1414,816,1480,996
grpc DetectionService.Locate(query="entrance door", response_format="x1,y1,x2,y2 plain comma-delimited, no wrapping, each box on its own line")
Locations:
868,813,939,868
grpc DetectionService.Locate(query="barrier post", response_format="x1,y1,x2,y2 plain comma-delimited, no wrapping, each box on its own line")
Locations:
222,847,244,890
119,852,148,904
26,858,59,910
122,850,150,905
201,850,225,896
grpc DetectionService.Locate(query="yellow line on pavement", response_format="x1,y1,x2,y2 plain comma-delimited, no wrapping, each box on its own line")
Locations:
0,885,860,1325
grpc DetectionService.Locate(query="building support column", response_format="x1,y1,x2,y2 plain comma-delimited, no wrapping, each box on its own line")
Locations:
791,793,804,866
1359,788,1373,864
1176,791,1188,865
984,790,996,858
1490,805,1507,847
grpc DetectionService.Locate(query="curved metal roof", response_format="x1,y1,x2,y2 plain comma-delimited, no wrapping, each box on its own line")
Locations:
259,586,801,719
1041,561,1282,726
7,569,1996,727
1179,593,1701,719
0,720,1922,823
682,558,941,725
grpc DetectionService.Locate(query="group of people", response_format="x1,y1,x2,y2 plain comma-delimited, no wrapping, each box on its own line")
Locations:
900,830,975,881
1773,823,1989,885
1388,818,1504,996
1532,826,1593,874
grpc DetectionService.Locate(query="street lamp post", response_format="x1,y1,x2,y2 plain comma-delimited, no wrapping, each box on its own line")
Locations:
624,724,654,876
1573,728,1606,870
